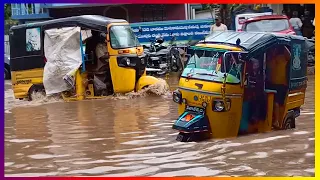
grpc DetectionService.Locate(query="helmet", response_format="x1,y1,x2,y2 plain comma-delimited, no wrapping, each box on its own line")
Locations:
155,36,164,44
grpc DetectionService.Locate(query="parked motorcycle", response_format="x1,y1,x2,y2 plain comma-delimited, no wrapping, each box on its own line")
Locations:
139,27,184,76
143,36,170,75
166,34,185,72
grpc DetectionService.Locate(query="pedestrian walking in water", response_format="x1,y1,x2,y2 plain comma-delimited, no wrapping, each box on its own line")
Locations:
290,11,303,36
210,17,228,34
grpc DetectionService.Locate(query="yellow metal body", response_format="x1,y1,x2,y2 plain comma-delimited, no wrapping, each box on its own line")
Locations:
178,77,244,138
11,68,44,99
176,43,306,138
279,90,306,128
176,43,246,138
11,22,159,101
106,22,157,93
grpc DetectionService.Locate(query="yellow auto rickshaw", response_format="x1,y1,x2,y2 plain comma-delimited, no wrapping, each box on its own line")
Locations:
172,31,311,142
9,15,159,101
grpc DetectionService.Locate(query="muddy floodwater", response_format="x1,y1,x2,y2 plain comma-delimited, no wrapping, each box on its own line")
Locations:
5,75,314,177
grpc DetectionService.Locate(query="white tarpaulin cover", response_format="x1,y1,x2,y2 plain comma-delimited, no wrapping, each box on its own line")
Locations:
43,27,82,95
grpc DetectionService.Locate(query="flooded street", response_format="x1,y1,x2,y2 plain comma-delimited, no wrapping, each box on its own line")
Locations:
5,75,314,177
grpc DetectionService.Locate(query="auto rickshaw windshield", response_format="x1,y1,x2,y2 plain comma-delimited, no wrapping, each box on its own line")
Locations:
182,49,244,84
110,25,140,49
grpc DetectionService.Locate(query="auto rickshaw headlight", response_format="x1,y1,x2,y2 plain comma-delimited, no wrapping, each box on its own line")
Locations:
172,90,182,104
213,101,225,112
213,99,231,112
125,57,131,66
118,57,131,67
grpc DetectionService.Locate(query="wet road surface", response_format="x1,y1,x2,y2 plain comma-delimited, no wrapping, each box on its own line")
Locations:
5,75,314,177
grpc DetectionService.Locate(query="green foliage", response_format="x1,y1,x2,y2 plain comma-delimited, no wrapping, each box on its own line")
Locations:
4,4,11,20
201,4,220,11
4,4,18,34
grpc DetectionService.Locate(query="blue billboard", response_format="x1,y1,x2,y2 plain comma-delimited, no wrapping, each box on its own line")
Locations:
130,19,214,45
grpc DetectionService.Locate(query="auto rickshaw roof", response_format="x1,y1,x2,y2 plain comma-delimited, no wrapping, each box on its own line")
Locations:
198,31,308,53
10,15,127,32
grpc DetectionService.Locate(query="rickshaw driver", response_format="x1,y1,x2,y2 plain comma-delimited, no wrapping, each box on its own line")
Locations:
85,30,112,95
85,30,100,59
246,57,266,122
266,45,291,128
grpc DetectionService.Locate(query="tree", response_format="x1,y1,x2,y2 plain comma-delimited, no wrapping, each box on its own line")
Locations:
4,4,11,20
199,4,221,23
4,4,18,34
201,4,220,10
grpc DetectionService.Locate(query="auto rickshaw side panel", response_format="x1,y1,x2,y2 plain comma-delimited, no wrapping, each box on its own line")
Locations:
108,57,136,93
106,23,148,93
11,68,44,99
178,77,244,138
10,26,46,99
279,38,309,128
286,91,306,110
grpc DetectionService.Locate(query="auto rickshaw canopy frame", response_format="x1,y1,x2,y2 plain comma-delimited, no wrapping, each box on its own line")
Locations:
197,31,311,59
10,15,126,33
192,31,312,91
9,15,128,71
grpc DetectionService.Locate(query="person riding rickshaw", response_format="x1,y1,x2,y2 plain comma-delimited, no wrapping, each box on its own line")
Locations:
9,15,159,101
171,31,312,142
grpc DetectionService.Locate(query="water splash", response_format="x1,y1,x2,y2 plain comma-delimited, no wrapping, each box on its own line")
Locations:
112,79,170,100
5,89,62,113
5,78,170,111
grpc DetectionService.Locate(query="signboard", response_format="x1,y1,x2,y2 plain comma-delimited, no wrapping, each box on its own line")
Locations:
130,19,213,45
289,40,308,91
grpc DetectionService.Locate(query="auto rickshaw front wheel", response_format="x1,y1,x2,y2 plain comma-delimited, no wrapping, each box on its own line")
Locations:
176,132,210,142
176,132,194,142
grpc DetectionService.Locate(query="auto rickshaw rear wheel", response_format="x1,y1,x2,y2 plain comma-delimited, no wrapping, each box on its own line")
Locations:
28,85,46,101
283,117,296,130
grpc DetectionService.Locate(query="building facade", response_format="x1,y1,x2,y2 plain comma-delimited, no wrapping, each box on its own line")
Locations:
267,4,315,19
10,4,203,24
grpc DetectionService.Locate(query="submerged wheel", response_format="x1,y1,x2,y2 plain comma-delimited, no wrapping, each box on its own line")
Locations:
176,132,194,142
28,85,46,101
283,117,296,130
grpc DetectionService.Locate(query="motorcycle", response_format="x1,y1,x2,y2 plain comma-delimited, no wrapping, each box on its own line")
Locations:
166,34,185,72
139,27,184,76
143,36,170,76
